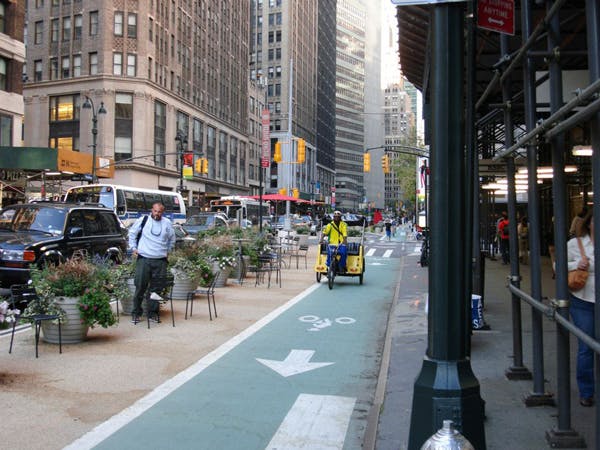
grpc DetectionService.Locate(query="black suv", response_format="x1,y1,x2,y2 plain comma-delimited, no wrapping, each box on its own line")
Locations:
0,202,127,289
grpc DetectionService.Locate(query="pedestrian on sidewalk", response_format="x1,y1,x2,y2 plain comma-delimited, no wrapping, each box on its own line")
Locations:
497,211,510,264
384,219,392,241
567,209,595,407
128,201,176,324
518,216,529,265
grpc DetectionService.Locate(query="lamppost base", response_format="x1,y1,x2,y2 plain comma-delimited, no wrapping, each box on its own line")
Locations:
408,357,486,450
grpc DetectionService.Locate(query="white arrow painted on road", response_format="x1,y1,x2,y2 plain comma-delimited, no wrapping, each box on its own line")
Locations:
257,350,334,377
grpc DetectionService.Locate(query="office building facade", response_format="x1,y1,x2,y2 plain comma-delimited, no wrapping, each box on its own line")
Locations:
23,0,251,209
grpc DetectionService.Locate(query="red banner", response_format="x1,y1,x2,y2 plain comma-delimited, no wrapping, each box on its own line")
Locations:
261,109,271,168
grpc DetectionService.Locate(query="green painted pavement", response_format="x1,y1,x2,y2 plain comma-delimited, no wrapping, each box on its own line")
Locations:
84,257,400,450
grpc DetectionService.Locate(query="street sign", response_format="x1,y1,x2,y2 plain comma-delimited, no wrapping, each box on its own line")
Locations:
477,0,515,35
261,109,271,168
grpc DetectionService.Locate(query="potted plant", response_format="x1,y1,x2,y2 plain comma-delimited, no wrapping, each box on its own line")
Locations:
200,233,237,286
26,256,118,343
168,246,208,299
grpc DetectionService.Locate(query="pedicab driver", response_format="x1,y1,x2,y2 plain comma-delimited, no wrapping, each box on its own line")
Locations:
320,211,348,272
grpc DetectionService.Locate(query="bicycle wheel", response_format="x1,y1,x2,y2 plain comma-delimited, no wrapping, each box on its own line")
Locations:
328,260,336,290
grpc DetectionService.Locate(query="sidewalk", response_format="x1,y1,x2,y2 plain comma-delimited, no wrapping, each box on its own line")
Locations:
377,246,595,449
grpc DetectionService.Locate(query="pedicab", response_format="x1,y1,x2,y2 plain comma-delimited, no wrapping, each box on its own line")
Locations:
314,221,366,289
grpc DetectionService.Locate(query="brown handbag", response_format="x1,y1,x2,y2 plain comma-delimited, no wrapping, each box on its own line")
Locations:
568,238,589,291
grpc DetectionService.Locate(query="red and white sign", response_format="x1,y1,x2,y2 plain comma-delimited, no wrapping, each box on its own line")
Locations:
261,109,271,168
477,0,515,35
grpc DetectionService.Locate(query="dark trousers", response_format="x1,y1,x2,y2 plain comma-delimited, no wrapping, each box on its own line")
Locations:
132,256,167,317
500,238,510,264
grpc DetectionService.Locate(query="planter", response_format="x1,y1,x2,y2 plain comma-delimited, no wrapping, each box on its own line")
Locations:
119,278,136,314
212,262,232,287
41,296,89,344
171,270,197,300
231,255,250,280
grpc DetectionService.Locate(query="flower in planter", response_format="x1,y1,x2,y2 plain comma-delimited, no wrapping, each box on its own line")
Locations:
212,255,237,271
0,300,19,329
78,284,117,329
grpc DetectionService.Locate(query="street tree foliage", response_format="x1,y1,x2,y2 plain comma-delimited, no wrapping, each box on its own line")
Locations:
390,128,420,213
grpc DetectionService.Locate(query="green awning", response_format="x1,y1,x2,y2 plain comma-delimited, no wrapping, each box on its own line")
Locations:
0,147,58,170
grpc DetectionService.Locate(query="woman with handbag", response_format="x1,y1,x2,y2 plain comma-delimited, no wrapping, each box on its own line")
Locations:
567,210,595,407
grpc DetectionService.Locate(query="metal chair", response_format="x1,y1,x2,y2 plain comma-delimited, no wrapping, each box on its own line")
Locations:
185,271,220,320
8,284,62,358
289,237,309,269
146,275,175,328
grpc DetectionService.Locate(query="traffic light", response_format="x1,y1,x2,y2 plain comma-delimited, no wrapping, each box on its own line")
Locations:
363,153,371,172
292,188,299,198
274,141,282,163
279,187,287,196
297,138,305,163
195,158,209,174
382,155,390,174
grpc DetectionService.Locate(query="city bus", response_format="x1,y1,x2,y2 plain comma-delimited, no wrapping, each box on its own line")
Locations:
64,184,186,226
209,196,270,227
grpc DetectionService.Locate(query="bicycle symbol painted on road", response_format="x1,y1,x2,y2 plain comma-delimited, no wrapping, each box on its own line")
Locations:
299,315,356,331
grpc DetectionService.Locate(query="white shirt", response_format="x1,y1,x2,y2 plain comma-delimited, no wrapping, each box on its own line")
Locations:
567,234,595,302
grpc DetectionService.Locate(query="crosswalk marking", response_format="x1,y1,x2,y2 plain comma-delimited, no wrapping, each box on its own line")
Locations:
383,249,393,258
366,248,376,257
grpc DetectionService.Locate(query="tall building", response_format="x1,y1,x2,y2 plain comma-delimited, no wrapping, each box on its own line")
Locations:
358,0,384,211
0,0,25,147
383,79,416,209
0,0,26,207
23,1,251,209
334,0,366,211
250,0,336,203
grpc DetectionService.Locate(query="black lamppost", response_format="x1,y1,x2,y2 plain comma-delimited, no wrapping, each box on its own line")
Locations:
175,130,188,193
82,96,107,184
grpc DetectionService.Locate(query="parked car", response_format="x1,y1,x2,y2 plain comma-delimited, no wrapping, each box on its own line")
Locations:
0,202,127,290
181,212,229,235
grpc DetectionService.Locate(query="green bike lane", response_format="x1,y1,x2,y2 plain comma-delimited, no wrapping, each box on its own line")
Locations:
68,255,401,450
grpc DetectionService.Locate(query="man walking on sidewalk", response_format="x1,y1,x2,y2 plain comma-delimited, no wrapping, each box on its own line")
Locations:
128,201,176,323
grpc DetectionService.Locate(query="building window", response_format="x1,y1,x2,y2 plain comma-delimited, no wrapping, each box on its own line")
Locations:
114,11,123,36
276,66,281,77
154,100,166,167
49,58,58,80
0,3,4,35
148,18,153,41
113,53,122,75
127,13,137,38
89,11,98,36
61,56,70,78
34,60,43,81
62,16,71,41
51,19,59,42
0,57,6,91
34,21,43,44
49,94,80,121
126,54,136,76
114,92,133,161
89,52,97,75
73,55,81,77
74,15,82,40
0,114,12,146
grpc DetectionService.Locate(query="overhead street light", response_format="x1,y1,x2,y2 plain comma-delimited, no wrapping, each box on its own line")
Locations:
82,96,107,184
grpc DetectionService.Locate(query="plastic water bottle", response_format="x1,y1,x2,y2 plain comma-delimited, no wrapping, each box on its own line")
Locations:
420,420,475,450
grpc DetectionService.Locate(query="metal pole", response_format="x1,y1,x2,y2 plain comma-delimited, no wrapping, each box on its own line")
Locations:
546,0,582,444
500,34,530,381
522,0,553,407
408,4,485,449
91,113,97,184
